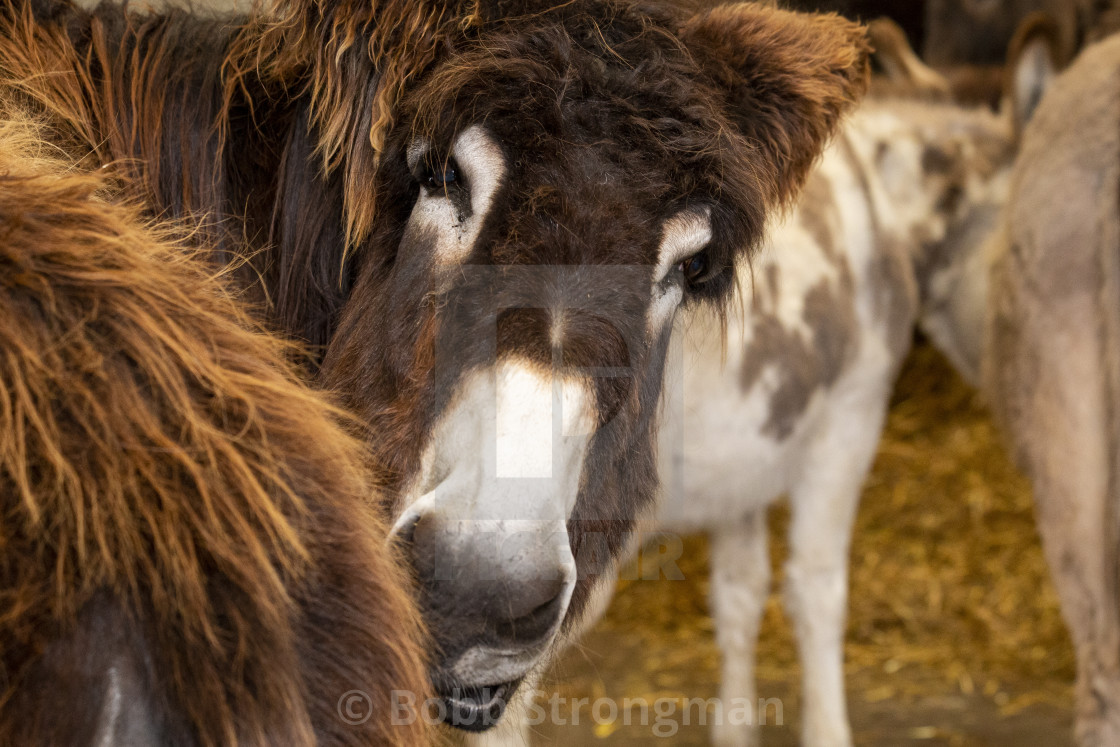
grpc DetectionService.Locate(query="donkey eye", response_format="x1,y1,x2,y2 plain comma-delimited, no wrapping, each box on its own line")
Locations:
423,161,459,190
679,252,712,287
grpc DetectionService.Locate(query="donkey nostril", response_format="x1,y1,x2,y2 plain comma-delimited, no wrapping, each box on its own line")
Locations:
526,591,566,623
493,584,569,645
388,490,440,547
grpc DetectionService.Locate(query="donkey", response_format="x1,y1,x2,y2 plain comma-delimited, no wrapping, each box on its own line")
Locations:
3,0,871,731
924,0,1120,68
650,97,1014,747
979,31,1120,747
836,16,1120,746
549,25,1026,746
544,73,1019,747
0,109,430,745
871,17,1120,745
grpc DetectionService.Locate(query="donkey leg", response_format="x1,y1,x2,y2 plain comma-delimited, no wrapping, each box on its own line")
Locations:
1035,468,1120,747
990,290,1120,747
1024,384,1120,747
783,404,884,747
709,510,771,747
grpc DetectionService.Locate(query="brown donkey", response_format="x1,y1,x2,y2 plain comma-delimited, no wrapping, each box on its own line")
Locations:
0,111,430,746
3,0,870,731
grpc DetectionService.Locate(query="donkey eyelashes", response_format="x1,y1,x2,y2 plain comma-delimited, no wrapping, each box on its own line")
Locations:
410,148,475,227
405,135,464,195
679,251,716,289
416,156,465,194
428,163,457,188
672,250,723,295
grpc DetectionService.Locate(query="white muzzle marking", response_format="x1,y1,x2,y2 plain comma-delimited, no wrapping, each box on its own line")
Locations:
391,360,594,684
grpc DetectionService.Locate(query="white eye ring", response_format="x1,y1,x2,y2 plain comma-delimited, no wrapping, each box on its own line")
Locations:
654,208,713,284
404,126,506,266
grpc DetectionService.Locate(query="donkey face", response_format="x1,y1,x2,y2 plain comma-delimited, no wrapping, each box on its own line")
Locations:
309,0,869,729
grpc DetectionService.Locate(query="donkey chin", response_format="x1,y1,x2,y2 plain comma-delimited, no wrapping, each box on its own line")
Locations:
390,360,592,730
425,564,576,732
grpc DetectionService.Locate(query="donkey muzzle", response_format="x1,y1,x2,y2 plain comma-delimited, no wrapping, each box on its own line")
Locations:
397,510,576,729
390,360,594,730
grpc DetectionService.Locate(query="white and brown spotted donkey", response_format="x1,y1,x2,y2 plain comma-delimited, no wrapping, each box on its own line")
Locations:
563,22,1054,747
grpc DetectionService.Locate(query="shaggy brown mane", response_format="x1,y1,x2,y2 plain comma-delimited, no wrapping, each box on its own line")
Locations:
0,109,429,745
228,0,482,168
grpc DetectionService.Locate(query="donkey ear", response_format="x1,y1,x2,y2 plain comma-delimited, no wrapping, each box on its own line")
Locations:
1004,12,1062,140
680,4,871,207
868,17,951,99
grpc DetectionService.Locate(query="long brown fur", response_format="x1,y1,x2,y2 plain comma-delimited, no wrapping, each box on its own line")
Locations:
0,108,430,746
680,3,869,208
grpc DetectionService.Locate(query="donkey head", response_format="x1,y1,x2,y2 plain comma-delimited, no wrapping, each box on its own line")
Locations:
259,0,868,729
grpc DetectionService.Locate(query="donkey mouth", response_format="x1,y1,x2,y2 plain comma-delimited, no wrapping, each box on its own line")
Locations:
440,677,523,731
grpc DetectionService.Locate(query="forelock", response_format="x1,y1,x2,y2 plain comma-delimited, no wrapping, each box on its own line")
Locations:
393,4,768,293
